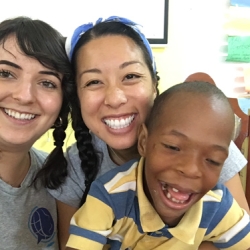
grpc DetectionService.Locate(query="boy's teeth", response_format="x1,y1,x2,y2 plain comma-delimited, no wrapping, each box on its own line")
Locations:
166,192,185,204
162,184,186,204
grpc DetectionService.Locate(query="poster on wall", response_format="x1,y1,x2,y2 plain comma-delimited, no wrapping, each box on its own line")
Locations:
0,0,168,45
226,36,250,62
224,5,250,97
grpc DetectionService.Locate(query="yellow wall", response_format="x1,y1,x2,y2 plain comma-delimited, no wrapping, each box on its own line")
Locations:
33,124,75,153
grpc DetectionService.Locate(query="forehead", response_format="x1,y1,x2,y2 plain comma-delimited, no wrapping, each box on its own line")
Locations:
157,92,230,126
0,35,32,63
0,35,20,55
0,35,63,79
77,35,144,64
148,91,234,150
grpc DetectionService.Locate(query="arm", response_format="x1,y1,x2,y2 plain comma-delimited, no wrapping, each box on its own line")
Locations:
220,141,249,213
205,186,250,249
224,173,249,214
57,200,78,250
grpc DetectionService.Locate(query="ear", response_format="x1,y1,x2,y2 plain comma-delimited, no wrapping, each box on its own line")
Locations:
138,123,148,157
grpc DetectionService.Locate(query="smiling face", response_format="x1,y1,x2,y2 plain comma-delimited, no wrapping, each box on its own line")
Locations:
0,36,63,150
75,35,156,150
138,92,234,226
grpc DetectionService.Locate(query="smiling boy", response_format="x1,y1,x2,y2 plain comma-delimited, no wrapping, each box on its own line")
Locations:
66,81,250,250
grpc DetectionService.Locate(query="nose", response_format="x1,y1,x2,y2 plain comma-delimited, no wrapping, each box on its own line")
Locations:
12,80,36,104
104,85,127,108
176,154,202,179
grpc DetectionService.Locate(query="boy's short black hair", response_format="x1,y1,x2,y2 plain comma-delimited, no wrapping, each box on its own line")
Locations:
146,81,234,133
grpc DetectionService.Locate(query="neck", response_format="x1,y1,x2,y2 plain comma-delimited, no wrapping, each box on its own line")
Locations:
0,149,31,187
108,144,140,165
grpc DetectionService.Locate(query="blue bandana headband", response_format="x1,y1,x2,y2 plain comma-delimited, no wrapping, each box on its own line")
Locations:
65,16,156,73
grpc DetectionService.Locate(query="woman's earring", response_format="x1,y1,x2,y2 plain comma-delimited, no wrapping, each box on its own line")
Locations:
53,117,63,128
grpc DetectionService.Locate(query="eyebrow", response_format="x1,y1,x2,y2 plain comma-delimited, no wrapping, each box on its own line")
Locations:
119,60,143,69
168,129,229,153
168,129,188,138
0,60,61,81
79,68,101,77
39,71,61,81
0,60,21,69
78,60,143,79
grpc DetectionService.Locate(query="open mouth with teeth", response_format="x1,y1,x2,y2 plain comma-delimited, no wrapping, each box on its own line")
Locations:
3,108,36,120
160,182,194,208
104,114,135,130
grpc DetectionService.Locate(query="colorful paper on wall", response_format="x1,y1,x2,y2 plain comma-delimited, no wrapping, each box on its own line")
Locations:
226,36,250,62
224,18,250,35
231,0,250,7
224,6,250,35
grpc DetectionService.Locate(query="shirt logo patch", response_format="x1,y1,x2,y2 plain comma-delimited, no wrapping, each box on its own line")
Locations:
28,207,55,247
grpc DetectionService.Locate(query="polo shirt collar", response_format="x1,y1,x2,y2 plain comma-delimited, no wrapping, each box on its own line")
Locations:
137,157,165,232
136,157,204,245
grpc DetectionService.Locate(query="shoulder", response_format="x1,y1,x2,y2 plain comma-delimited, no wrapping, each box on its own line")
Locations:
97,159,138,185
202,184,234,217
30,147,48,167
219,141,247,183
227,141,247,167
89,159,139,198
200,184,234,230
65,134,106,166
204,185,250,248
205,184,232,205
202,184,234,220
91,133,108,152
88,159,139,215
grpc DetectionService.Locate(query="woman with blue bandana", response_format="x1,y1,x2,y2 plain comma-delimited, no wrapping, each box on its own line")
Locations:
40,16,249,249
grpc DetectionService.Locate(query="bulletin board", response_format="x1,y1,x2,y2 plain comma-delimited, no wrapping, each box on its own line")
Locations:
224,0,250,96
0,0,168,45
174,0,250,98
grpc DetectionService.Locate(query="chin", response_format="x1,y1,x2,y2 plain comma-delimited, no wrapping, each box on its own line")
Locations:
112,141,136,150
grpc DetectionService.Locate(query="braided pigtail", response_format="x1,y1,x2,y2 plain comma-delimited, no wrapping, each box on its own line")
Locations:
34,97,70,189
71,103,99,206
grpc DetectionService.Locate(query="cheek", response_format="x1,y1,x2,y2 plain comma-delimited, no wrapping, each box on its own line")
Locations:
198,169,221,194
144,165,161,201
78,92,103,123
203,170,221,190
134,86,155,115
43,94,62,116
144,160,159,187
0,85,11,98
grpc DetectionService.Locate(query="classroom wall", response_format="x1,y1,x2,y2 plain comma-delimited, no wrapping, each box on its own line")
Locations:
155,0,235,95
6,0,246,152
34,0,239,152
1,0,234,95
